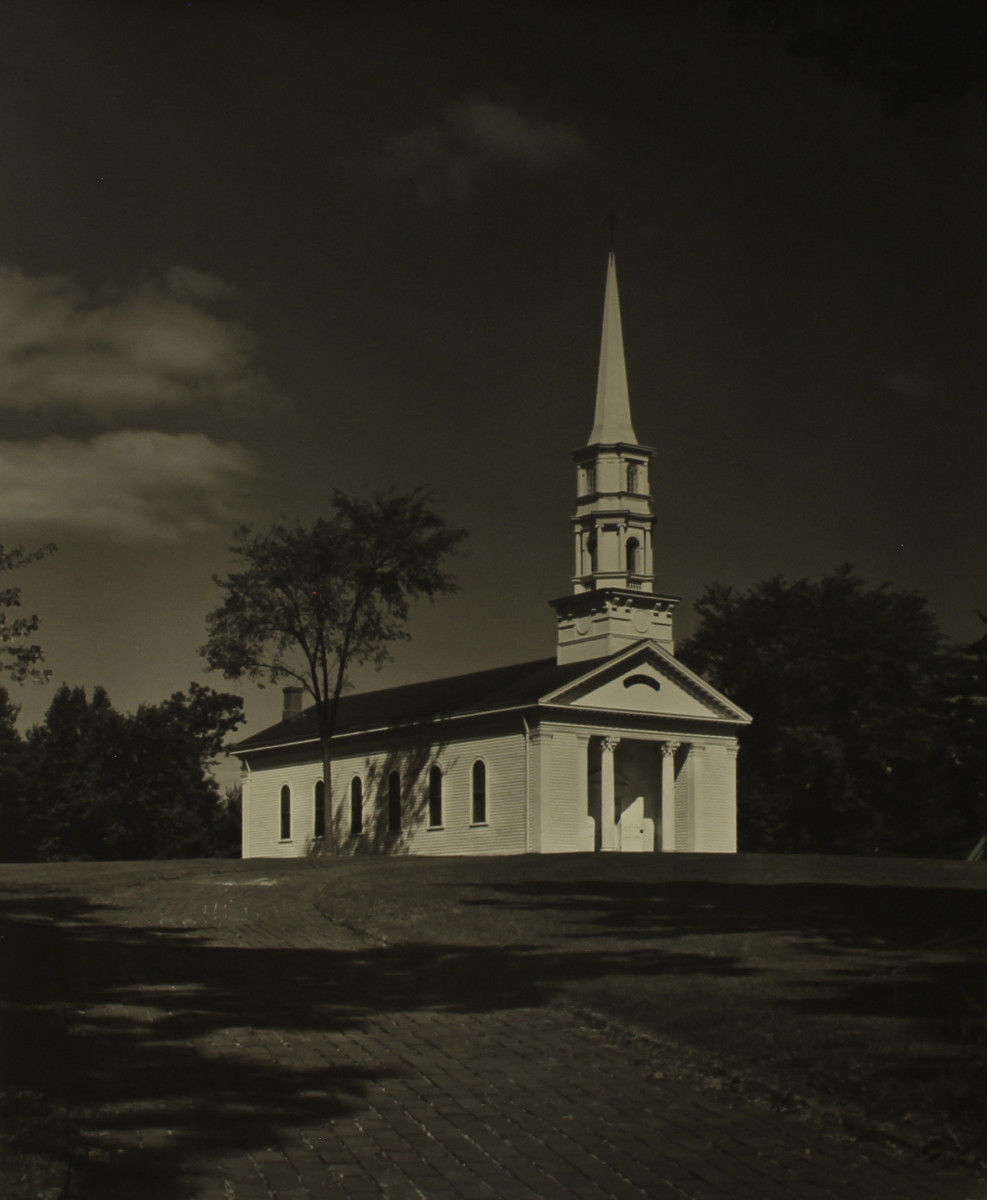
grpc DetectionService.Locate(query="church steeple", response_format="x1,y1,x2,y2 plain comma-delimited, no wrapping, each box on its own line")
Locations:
571,252,655,595
588,252,637,445
550,251,679,664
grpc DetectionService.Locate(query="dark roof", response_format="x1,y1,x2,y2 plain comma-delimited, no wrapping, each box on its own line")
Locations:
232,655,590,753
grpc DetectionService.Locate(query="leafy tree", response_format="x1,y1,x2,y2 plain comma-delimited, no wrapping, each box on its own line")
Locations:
214,784,243,858
941,612,987,853
0,543,54,684
0,688,27,861
127,684,245,858
677,566,966,855
24,685,129,860
23,683,244,861
201,488,466,852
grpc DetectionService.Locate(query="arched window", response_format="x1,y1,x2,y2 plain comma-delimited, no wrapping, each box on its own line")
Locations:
471,760,487,825
313,780,325,839
388,771,401,832
280,785,291,841
350,775,363,836
627,462,639,493
428,765,443,828
626,536,640,575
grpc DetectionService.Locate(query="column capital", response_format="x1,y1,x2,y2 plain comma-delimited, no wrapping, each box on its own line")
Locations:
660,741,680,758
601,735,621,754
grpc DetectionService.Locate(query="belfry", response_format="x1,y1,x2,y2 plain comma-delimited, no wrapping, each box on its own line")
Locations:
233,251,751,858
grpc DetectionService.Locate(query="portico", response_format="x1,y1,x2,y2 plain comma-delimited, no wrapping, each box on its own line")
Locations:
528,716,742,856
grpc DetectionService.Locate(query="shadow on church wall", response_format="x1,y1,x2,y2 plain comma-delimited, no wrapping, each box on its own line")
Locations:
302,724,447,857
350,727,445,855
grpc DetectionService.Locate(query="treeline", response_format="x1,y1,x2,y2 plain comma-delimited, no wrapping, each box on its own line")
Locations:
0,682,243,862
678,568,987,857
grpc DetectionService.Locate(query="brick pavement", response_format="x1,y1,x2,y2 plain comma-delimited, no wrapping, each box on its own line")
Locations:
4,861,985,1200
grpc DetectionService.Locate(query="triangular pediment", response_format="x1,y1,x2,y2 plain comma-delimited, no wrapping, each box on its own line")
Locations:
541,642,751,724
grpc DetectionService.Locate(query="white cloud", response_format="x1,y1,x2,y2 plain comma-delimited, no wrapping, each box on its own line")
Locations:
0,431,259,540
0,264,258,412
382,96,596,201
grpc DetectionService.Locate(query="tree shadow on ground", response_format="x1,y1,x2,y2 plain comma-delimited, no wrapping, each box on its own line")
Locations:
0,877,753,1199
452,873,987,1035
454,873,985,949
450,870,987,1154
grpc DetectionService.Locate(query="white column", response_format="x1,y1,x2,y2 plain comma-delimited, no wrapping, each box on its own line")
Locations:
240,765,251,859
600,736,620,851
686,743,706,852
659,741,678,853
724,741,739,853
528,730,553,853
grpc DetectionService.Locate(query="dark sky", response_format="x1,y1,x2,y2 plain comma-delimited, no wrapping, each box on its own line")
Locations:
2,0,985,762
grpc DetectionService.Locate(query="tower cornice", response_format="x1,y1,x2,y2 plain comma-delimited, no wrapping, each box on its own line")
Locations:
550,587,680,663
570,442,655,461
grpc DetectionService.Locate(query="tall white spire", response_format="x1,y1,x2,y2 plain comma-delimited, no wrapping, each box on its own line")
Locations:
588,251,638,445
552,247,678,664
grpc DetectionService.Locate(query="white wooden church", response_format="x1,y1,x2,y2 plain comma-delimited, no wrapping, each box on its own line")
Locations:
234,254,751,857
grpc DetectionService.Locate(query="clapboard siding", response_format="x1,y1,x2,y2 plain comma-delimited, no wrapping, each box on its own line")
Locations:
543,728,584,852
245,757,324,858
336,728,527,856
243,724,527,858
695,740,738,853
673,744,693,851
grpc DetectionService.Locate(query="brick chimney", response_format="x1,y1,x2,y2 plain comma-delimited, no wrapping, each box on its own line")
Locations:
281,686,304,723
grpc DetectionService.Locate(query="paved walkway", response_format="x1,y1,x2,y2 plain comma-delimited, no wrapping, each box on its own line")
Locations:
4,862,985,1199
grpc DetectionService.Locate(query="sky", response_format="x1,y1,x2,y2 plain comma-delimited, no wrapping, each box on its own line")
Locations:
1,0,985,773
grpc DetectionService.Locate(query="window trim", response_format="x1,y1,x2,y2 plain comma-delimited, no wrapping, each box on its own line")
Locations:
279,783,292,842
387,770,402,833
626,461,639,493
313,779,325,839
350,774,364,837
470,758,488,827
626,535,640,575
427,764,443,829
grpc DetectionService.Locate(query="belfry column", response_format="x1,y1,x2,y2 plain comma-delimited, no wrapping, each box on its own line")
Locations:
660,742,679,853
600,736,620,851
